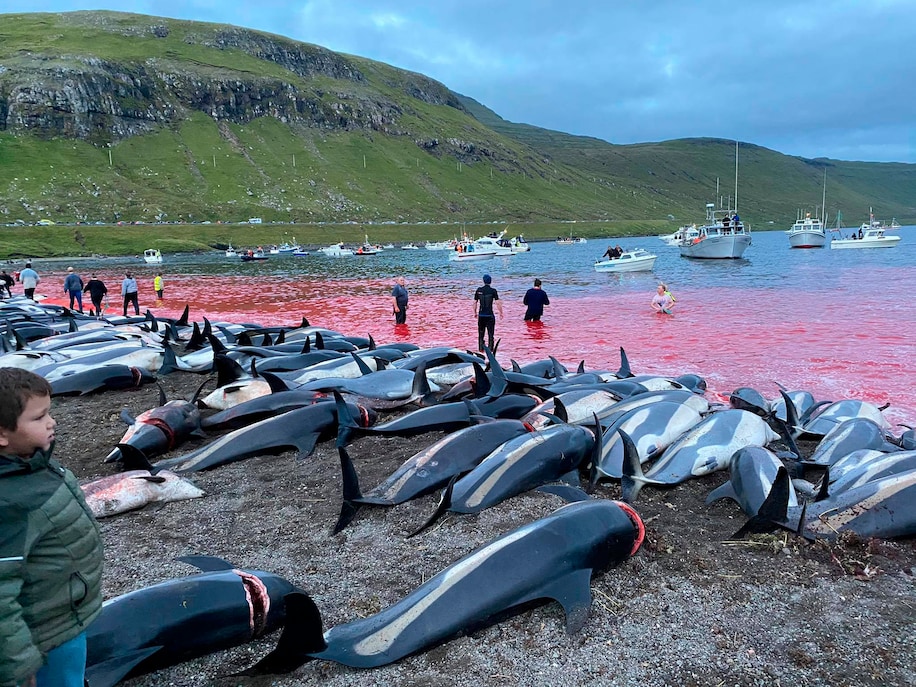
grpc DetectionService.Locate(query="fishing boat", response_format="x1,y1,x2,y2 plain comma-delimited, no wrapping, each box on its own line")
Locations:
830,210,901,249
224,244,239,258
292,249,310,257
786,212,826,248
401,243,420,250
680,142,751,260
890,218,901,229
318,242,354,257
447,239,496,261
142,249,162,264
594,248,658,272
786,169,828,248
679,204,752,259
272,239,300,254
354,234,380,255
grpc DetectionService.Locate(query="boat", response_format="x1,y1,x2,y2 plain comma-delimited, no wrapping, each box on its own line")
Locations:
240,248,268,261
659,224,699,246
786,169,828,248
424,240,454,251
679,204,752,259
401,243,420,250
383,243,396,249
225,244,239,258
594,248,658,272
272,239,300,254
473,231,516,257
318,243,354,257
680,142,751,260
447,239,496,261
556,235,587,245
890,218,901,229
292,249,310,257
267,245,280,255
508,234,531,252
143,249,162,264
354,234,380,255
786,212,826,249
830,210,901,249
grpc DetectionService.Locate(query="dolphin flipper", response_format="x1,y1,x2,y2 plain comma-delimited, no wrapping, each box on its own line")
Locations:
176,555,235,571
705,481,737,505
537,483,591,503
519,568,594,634
84,646,163,687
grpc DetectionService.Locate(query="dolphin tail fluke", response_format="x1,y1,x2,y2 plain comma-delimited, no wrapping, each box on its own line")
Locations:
484,347,508,398
408,477,456,538
619,429,648,503
334,447,364,534
732,467,790,537
239,592,324,676
116,444,156,472
616,347,632,378
175,304,190,327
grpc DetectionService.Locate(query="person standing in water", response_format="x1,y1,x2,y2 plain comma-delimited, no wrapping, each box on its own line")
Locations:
83,275,108,319
154,273,164,301
62,267,84,312
474,274,503,351
523,278,550,322
391,276,408,325
121,273,139,316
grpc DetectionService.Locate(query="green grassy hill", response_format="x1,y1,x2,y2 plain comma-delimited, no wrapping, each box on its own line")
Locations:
0,10,914,243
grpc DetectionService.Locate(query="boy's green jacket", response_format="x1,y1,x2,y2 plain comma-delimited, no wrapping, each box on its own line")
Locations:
0,445,103,687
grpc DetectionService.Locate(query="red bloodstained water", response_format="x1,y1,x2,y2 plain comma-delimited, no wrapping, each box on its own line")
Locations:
104,271,915,427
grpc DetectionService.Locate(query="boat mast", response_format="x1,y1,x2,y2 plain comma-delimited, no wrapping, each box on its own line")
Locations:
733,140,739,212
821,168,827,221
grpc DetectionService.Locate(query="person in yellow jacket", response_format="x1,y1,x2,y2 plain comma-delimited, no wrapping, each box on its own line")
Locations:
154,273,163,301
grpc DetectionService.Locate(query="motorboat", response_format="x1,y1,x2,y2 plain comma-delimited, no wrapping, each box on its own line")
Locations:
786,212,826,249
240,248,268,262
425,240,454,250
273,239,299,254
594,248,658,272
447,240,496,261
556,235,587,245
679,203,751,259
292,249,310,257
659,224,699,246
268,245,280,255
473,231,515,256
354,234,381,255
225,244,239,258
401,243,420,250
319,243,354,257
508,234,531,252
143,249,162,264
830,225,900,249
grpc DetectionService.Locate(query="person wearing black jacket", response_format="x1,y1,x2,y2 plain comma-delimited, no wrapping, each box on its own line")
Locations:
83,275,108,319
473,274,503,351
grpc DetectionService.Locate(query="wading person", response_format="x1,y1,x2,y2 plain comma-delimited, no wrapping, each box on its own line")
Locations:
474,274,503,351
154,273,164,301
121,272,139,316
62,267,84,312
0,270,13,298
651,284,675,315
83,274,108,319
391,276,408,325
18,262,40,300
0,368,104,687
523,278,550,322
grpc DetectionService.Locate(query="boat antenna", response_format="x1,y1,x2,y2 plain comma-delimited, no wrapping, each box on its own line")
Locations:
821,168,827,221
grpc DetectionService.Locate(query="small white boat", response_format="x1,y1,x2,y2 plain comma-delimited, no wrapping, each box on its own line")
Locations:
268,245,281,255
225,244,239,258
240,249,268,262
508,235,531,252
143,249,162,264
292,249,310,257
659,225,699,246
786,213,826,249
447,240,496,261
425,240,454,250
556,236,587,245
383,243,396,249
401,243,420,250
319,243,354,257
594,248,658,272
830,225,900,249
474,232,515,257
354,234,381,255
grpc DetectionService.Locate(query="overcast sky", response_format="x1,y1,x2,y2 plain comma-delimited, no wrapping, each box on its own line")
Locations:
6,1,915,163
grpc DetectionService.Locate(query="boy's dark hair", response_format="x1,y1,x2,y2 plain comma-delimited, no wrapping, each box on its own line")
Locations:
534,279,542,287
0,368,52,430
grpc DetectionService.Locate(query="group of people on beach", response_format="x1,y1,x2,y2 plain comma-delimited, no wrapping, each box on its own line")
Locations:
391,273,675,351
0,264,164,317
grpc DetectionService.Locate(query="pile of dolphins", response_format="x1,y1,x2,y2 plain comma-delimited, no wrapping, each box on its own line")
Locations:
2,294,914,685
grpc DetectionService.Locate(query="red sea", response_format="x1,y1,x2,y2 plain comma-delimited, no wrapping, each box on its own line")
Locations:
37,226,916,428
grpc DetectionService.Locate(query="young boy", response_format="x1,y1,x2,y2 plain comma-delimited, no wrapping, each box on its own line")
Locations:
0,368,104,687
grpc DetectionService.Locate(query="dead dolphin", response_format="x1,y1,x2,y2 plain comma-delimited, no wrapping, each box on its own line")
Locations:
803,417,899,466
80,470,205,518
85,556,300,687
705,446,800,518
244,499,643,673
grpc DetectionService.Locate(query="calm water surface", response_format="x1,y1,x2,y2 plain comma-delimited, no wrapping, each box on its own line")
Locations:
37,227,916,426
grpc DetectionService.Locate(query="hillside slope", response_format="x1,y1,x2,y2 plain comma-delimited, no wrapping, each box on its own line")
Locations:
1,11,913,225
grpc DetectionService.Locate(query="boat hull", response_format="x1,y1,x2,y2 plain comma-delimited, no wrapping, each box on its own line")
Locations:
448,251,496,262
830,236,901,249
679,234,751,259
594,256,657,272
787,230,826,249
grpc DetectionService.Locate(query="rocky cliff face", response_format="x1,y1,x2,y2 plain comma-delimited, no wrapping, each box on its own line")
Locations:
0,16,468,147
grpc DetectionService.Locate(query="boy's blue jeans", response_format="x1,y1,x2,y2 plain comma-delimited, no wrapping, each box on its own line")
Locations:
36,632,86,687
